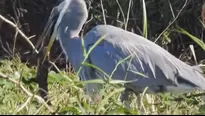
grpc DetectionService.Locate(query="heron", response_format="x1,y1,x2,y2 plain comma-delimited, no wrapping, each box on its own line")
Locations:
40,0,205,107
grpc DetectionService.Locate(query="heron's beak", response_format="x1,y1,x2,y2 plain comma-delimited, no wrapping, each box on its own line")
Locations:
43,0,71,61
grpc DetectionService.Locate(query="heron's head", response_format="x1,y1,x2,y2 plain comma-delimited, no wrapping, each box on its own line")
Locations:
56,0,88,38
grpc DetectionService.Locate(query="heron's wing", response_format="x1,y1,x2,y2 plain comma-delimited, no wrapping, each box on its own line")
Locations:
84,25,205,93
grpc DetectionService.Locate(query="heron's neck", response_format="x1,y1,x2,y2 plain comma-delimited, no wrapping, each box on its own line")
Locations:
58,33,83,71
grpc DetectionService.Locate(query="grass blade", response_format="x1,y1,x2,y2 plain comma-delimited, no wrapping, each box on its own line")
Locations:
175,27,205,51
142,0,147,38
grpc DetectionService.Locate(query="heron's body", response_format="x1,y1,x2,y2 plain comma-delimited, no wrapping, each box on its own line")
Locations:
42,0,205,101
63,24,205,95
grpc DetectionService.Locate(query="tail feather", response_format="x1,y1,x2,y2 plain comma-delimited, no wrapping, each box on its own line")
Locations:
175,64,205,92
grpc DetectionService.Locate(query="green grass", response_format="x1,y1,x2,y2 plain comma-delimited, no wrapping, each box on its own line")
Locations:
1,0,205,115
0,56,205,115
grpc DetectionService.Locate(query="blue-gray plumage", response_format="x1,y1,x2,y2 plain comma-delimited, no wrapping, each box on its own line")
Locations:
41,0,205,103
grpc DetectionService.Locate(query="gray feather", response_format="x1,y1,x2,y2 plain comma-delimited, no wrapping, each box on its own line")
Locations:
83,25,205,93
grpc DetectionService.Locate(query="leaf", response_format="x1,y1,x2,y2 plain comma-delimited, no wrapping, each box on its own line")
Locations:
80,79,106,84
48,71,71,84
0,80,14,89
109,79,138,84
59,107,80,115
96,88,125,114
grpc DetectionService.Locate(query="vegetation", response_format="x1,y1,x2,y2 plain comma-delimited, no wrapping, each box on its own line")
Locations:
0,0,205,115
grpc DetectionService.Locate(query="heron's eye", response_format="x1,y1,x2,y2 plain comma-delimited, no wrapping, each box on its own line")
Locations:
64,26,68,33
